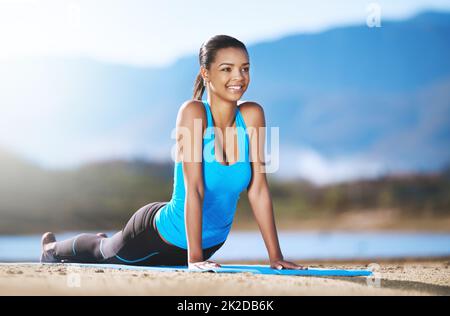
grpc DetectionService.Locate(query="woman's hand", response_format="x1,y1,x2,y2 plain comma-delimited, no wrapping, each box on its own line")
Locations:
188,260,222,271
270,259,308,270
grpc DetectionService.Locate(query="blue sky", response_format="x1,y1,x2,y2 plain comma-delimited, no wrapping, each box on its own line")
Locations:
1,0,450,184
1,0,450,66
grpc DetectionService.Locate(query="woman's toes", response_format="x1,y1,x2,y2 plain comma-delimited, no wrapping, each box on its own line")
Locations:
41,232,56,246
40,232,57,263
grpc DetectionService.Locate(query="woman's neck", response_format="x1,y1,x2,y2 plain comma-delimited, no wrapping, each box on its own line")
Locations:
207,94,238,129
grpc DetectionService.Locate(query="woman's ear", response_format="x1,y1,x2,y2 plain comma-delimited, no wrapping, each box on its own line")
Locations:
200,66,209,82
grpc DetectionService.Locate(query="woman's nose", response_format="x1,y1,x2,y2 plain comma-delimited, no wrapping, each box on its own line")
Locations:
232,69,245,80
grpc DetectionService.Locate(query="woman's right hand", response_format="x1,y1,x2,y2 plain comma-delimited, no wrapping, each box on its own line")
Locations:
188,260,221,271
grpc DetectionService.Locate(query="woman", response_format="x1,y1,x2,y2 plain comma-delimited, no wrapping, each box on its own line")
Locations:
40,35,307,271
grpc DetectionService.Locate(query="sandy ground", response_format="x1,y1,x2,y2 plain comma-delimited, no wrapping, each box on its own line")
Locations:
0,258,449,296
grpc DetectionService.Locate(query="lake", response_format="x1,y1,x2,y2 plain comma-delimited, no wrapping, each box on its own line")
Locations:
0,230,449,262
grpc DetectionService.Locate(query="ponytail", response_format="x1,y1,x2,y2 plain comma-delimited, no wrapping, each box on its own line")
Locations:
192,72,205,101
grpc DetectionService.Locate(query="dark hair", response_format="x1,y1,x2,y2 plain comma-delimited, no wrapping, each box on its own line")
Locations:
193,35,249,100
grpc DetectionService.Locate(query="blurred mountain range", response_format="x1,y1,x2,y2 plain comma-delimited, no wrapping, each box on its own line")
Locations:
1,145,449,234
0,11,449,184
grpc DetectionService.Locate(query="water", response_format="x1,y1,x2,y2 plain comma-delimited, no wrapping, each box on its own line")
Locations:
0,231,449,262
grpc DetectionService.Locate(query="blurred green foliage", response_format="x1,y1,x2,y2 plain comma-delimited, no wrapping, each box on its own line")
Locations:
0,148,449,234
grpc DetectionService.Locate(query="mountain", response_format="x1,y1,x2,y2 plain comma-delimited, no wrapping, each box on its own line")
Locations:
0,11,449,184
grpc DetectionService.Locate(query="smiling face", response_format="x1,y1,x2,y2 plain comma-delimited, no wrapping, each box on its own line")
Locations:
202,47,250,102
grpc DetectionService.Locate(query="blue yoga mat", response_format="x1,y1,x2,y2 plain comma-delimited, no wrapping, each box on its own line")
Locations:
5,263,373,277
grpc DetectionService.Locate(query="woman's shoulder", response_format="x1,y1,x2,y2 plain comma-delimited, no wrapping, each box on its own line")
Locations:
238,100,262,108
175,100,208,133
238,101,265,126
180,99,205,112
177,99,207,120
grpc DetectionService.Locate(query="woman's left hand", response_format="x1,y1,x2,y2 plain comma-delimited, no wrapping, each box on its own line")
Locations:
270,259,308,270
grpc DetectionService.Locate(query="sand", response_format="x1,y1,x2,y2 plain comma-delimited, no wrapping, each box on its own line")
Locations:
0,258,449,296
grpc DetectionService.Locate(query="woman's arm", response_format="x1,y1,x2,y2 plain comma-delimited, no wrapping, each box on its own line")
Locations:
177,100,220,269
242,102,307,270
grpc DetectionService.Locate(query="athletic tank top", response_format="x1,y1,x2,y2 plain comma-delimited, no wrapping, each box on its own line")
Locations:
155,99,252,249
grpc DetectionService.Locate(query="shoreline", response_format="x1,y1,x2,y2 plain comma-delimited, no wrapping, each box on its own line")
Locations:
2,230,449,264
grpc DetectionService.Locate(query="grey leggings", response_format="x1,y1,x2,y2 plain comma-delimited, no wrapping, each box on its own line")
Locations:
52,201,224,266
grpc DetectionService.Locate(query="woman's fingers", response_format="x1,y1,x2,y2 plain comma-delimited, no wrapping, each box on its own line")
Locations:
188,261,221,270
283,261,308,270
271,260,308,270
290,263,308,270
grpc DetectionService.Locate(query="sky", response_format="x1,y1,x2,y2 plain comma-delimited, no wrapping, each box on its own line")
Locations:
1,0,450,184
1,0,450,67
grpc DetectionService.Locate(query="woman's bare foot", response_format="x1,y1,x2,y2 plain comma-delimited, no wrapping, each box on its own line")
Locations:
40,232,57,263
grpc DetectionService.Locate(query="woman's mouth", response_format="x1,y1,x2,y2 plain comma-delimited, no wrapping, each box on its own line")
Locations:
227,85,243,92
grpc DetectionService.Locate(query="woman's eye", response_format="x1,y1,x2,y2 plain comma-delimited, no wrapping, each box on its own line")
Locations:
221,67,249,72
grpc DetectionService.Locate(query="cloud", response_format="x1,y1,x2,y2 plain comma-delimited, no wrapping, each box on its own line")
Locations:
276,145,386,186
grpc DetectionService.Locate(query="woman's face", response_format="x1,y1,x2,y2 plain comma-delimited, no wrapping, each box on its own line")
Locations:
203,47,250,102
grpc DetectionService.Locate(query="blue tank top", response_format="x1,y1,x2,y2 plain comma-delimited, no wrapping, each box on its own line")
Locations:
155,99,252,249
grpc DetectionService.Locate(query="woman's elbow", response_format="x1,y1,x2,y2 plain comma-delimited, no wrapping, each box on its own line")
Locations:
186,184,205,200
247,186,262,202
248,183,270,201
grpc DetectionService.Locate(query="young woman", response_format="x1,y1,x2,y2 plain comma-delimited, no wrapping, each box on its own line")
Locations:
40,35,307,271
